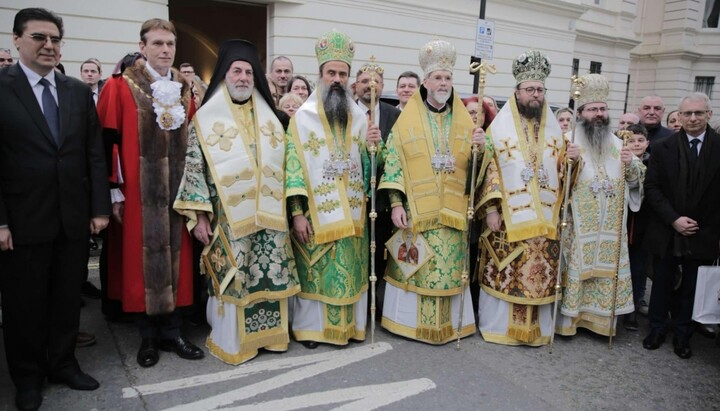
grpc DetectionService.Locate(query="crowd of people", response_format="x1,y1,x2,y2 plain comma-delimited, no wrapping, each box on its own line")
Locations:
1,7,719,411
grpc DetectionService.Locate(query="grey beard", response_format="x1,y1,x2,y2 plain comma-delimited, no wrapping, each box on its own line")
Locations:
578,116,611,157
321,82,349,126
517,100,543,122
226,83,252,102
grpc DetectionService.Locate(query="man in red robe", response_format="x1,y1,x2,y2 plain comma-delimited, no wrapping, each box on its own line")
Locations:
97,18,203,368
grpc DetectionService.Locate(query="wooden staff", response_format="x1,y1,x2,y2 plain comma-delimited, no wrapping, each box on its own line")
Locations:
362,56,383,345
609,130,630,349
549,75,586,354
456,61,496,350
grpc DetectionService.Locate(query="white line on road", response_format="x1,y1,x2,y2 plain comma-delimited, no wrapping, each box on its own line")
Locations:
122,342,392,399
158,341,393,411
224,378,437,411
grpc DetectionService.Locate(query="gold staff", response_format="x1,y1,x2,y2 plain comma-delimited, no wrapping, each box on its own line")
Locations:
362,56,383,346
456,61,496,350
609,129,631,349
549,75,586,354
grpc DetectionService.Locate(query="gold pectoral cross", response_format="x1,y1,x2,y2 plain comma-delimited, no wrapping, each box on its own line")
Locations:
496,137,519,161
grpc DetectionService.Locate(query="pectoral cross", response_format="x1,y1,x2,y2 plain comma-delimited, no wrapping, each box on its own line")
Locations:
496,138,518,161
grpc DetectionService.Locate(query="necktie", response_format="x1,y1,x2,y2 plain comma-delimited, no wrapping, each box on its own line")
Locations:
39,78,60,144
689,138,700,160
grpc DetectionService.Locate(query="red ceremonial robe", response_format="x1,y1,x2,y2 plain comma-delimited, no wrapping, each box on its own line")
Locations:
97,63,193,314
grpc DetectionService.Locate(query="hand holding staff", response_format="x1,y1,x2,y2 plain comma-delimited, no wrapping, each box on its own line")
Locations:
549,75,586,354
362,56,383,346
456,61,495,350
609,130,631,349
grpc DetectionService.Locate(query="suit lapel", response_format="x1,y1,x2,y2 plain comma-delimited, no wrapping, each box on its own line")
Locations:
697,128,720,196
56,72,71,148
8,64,58,147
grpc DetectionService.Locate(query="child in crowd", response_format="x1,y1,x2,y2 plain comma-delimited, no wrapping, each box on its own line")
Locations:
623,123,650,330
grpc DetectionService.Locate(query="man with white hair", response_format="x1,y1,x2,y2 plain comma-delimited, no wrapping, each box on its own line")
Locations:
642,92,719,359
285,30,381,349
377,39,484,344
174,39,300,365
618,112,639,131
556,73,645,338
637,95,674,145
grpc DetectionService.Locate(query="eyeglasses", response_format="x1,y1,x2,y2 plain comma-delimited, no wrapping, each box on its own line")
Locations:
519,86,545,95
26,33,64,46
0,58,12,63
583,106,608,113
679,110,709,118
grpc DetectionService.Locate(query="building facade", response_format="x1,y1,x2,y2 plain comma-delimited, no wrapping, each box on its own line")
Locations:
0,0,717,124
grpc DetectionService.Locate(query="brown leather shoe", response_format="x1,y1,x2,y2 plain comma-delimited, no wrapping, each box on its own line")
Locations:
76,332,96,348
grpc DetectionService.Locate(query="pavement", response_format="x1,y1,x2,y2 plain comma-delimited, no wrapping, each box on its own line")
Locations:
1,254,719,411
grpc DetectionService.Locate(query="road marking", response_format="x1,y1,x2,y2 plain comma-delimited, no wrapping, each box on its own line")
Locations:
124,342,392,399
226,378,436,411
159,342,393,411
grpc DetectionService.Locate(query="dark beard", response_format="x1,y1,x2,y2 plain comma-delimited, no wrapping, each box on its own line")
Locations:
578,116,611,157
322,83,349,127
517,100,543,122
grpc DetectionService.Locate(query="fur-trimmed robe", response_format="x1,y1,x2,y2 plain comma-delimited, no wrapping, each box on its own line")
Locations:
97,60,194,315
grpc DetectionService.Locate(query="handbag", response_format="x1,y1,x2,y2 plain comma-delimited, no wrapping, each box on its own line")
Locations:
691,259,720,324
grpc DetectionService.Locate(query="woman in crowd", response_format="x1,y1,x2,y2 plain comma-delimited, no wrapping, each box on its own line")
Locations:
289,75,312,101
666,109,681,131
279,93,303,117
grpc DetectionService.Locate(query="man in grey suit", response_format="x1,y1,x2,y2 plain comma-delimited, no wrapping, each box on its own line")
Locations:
0,8,110,410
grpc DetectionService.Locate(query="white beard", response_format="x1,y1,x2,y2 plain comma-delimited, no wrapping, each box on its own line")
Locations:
227,84,252,102
429,89,450,105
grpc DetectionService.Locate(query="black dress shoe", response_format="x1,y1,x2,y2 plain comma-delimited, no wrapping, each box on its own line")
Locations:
137,338,159,367
15,389,42,411
642,330,666,350
695,323,718,339
76,331,97,348
623,312,639,331
48,371,100,391
673,338,692,359
81,281,102,299
300,340,319,349
157,336,204,360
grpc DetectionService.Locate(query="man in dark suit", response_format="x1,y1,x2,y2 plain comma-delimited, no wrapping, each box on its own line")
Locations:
0,8,110,410
354,64,401,319
637,95,674,147
642,92,719,359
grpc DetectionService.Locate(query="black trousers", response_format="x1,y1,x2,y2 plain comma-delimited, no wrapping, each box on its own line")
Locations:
648,253,711,341
135,311,183,340
0,232,87,391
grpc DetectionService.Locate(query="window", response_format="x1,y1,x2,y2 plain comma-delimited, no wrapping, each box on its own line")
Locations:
694,76,715,96
572,58,579,77
703,0,719,28
590,61,602,74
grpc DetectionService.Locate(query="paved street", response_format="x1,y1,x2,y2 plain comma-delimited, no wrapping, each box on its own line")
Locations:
1,255,719,411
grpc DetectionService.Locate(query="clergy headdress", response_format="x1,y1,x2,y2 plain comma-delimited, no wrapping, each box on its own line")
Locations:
202,39,274,110
419,40,456,77
512,49,551,85
574,73,610,108
316,30,355,68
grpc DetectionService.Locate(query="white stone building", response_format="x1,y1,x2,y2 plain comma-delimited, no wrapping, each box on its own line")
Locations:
1,0,717,124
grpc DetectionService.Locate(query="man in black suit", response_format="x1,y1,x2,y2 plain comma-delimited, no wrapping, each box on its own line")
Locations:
354,64,401,319
637,95,674,146
642,92,719,359
0,8,110,410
